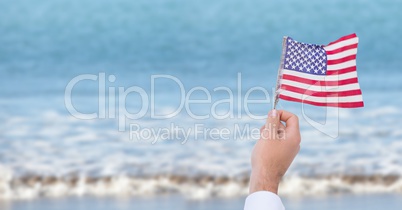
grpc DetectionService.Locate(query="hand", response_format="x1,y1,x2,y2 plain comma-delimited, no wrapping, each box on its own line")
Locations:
249,109,301,194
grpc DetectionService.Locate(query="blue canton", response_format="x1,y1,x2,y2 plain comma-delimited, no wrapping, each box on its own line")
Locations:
284,37,327,75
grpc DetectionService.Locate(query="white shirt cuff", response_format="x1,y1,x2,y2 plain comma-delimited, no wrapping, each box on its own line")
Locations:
244,191,285,210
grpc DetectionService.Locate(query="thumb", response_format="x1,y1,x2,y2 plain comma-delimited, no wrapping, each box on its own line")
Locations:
263,109,280,139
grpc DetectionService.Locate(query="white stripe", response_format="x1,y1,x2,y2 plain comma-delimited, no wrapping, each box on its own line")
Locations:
327,48,358,60
327,60,356,70
281,69,357,81
324,37,359,51
279,90,363,103
280,79,360,92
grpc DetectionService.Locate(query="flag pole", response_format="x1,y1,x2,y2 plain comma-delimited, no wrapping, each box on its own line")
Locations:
273,36,287,110
273,68,280,110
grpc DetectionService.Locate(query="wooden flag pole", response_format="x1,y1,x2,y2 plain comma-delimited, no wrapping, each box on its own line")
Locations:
273,69,280,110
273,36,288,110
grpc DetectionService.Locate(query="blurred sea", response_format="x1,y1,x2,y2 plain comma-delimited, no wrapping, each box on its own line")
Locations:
1,0,402,204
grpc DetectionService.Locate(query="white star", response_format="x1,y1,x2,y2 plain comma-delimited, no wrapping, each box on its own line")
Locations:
314,69,318,73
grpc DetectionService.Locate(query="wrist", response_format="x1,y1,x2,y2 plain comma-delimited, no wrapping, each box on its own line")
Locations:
249,169,280,194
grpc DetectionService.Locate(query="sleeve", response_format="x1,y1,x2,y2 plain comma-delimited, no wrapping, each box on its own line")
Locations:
244,191,285,210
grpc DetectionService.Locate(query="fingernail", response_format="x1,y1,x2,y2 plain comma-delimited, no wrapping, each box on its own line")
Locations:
270,109,277,117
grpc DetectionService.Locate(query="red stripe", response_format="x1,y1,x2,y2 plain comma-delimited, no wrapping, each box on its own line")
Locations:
327,54,356,65
326,33,357,46
280,84,362,97
282,74,359,86
326,66,357,75
326,43,358,55
279,94,364,108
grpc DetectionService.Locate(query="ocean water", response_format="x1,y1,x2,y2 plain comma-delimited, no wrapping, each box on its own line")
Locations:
3,195,402,210
1,0,402,204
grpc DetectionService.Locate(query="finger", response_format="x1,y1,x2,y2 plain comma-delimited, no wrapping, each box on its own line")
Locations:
259,126,267,140
277,122,286,139
279,110,300,138
264,109,280,139
278,122,286,130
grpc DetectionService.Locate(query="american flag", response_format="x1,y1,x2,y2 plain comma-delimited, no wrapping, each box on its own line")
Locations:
276,33,364,108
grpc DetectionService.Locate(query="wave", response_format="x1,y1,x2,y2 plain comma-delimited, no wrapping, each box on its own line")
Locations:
1,174,402,200
1,104,402,200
